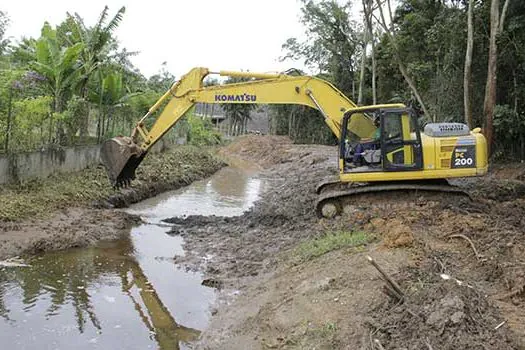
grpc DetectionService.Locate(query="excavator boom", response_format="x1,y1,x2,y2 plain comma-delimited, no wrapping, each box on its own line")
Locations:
101,67,391,187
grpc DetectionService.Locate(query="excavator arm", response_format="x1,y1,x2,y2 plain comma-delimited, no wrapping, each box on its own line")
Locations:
101,67,398,187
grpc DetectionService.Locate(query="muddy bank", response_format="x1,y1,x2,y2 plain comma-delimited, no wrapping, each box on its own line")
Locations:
0,146,225,259
165,135,525,349
0,209,140,260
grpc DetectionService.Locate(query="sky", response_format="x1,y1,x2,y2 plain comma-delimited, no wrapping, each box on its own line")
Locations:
3,0,313,78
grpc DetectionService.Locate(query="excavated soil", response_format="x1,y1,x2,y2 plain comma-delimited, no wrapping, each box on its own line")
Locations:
165,135,525,349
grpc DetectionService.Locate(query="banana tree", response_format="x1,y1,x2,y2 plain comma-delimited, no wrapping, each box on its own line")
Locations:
91,71,139,140
65,6,126,137
30,23,83,113
28,22,83,144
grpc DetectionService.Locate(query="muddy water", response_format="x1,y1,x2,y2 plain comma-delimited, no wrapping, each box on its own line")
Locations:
0,167,261,350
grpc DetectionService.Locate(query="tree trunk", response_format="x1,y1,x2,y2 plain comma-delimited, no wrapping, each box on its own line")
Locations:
374,0,429,117
371,36,377,104
397,59,430,118
358,32,368,105
483,0,499,155
464,0,474,127
5,86,13,153
363,0,376,104
483,0,510,156
513,70,518,114
79,82,89,139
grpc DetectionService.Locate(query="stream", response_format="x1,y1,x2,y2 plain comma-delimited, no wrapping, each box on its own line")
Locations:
0,166,261,350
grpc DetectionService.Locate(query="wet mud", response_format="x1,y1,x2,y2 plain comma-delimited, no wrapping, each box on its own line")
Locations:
0,165,260,350
164,136,525,349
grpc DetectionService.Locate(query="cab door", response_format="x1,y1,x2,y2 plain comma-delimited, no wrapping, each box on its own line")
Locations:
381,109,423,171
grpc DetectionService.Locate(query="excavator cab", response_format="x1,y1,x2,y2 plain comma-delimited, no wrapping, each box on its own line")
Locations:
341,107,423,173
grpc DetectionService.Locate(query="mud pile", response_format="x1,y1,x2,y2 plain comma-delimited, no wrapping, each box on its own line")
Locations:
170,136,525,348
369,262,518,349
166,136,338,279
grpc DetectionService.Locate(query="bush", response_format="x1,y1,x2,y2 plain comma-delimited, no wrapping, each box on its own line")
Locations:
186,113,222,146
493,105,525,160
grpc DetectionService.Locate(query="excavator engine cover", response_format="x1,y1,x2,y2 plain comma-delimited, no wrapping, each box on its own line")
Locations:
100,136,145,187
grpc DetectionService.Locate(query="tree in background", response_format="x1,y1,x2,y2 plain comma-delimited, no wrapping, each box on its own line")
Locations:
28,23,84,144
281,0,358,97
63,6,126,138
221,77,256,136
464,0,474,127
0,11,9,57
483,0,511,155
278,0,358,143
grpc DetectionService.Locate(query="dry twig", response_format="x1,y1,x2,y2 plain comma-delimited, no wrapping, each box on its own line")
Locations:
448,234,481,260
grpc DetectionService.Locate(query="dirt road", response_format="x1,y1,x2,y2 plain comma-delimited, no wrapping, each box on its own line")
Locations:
168,136,525,349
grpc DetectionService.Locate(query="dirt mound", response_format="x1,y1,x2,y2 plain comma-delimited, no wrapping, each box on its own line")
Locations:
370,285,515,349
369,264,518,349
220,135,294,167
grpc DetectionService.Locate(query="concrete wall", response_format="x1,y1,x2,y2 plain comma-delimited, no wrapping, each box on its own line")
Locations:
0,138,184,185
0,145,101,184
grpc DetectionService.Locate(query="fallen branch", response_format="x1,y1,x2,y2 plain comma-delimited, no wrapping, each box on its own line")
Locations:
367,256,404,300
448,234,481,260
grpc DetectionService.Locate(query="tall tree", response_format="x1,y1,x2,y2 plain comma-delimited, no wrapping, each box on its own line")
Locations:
0,11,9,56
373,0,430,118
28,22,83,143
281,0,358,97
463,0,474,127
483,0,511,155
30,23,83,114
363,0,377,104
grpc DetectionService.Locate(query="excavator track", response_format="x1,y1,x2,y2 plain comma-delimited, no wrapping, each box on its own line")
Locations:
315,180,470,218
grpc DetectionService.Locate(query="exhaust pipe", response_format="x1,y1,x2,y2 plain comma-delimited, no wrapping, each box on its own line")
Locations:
100,136,146,188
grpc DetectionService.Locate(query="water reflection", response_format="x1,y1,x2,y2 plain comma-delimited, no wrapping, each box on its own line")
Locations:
0,235,202,349
127,166,261,222
0,166,261,349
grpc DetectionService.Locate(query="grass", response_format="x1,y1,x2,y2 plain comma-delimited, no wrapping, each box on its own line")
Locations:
0,146,224,222
295,231,372,262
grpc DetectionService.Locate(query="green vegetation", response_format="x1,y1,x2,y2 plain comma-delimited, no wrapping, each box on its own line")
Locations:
295,231,372,262
186,112,222,146
0,7,185,153
0,147,224,222
2,1,524,158
275,0,525,159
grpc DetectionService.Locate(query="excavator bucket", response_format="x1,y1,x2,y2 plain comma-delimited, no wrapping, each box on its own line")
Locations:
100,136,146,188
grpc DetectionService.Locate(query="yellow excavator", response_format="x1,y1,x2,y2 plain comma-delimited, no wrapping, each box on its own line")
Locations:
100,67,488,217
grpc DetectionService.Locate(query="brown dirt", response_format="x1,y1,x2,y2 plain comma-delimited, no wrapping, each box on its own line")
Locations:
0,209,140,260
164,135,525,349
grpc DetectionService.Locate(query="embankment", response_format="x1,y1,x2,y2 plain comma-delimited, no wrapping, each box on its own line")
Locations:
0,146,225,259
